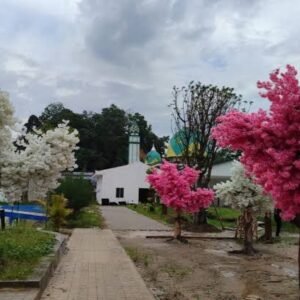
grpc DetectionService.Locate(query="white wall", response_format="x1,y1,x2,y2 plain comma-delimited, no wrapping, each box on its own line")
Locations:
211,161,234,178
95,162,150,204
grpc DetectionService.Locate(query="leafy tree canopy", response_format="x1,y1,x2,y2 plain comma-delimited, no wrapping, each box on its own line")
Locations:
39,103,167,171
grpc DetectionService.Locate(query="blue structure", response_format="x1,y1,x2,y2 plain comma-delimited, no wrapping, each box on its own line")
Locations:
0,204,47,223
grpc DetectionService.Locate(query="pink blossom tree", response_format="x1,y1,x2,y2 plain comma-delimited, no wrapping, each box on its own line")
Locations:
147,161,214,241
212,65,300,225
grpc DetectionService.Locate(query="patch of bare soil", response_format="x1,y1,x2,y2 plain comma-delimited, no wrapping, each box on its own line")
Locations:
118,232,299,300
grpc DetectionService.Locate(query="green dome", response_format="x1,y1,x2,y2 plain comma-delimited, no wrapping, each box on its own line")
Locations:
166,129,198,158
145,146,162,166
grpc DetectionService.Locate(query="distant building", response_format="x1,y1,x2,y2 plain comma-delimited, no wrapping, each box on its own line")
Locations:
165,130,234,185
94,122,152,204
63,172,95,180
94,126,233,205
166,130,197,161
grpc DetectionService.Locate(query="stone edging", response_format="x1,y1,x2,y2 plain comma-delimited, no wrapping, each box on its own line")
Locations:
0,231,68,298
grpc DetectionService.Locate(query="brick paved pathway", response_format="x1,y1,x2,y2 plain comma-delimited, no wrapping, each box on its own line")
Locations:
0,288,39,300
101,206,171,231
41,228,154,300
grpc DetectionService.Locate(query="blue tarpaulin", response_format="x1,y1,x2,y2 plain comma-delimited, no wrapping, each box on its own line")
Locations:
0,204,47,222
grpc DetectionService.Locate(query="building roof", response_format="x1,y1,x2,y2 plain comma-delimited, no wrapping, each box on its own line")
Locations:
93,161,148,177
166,130,198,158
145,145,161,166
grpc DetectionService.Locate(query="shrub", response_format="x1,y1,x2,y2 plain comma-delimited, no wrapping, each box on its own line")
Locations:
48,194,72,231
56,176,94,212
67,204,104,228
147,203,155,212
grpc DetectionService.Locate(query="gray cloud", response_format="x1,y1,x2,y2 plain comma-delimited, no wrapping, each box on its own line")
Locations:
82,0,171,67
0,0,300,136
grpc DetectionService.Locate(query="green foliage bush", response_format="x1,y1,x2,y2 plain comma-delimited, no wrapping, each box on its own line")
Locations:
147,203,155,212
56,176,94,212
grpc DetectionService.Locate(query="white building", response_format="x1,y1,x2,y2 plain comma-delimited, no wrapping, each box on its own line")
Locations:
210,160,235,186
94,120,235,205
94,123,150,205
94,162,150,204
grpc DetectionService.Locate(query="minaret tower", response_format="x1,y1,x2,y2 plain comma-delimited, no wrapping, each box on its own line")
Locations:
128,121,140,164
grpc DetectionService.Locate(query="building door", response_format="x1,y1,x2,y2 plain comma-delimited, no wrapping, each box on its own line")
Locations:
138,188,150,203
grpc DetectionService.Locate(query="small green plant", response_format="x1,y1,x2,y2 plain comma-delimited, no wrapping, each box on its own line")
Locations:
161,263,191,279
48,194,72,231
147,203,155,212
67,204,104,228
125,246,151,267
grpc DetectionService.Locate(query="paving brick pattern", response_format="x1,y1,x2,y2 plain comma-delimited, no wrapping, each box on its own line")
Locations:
101,206,171,231
41,228,154,300
0,288,39,300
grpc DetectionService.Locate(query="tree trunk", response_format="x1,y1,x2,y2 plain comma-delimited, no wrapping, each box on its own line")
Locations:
243,208,256,255
161,204,168,215
193,209,207,225
174,212,182,239
274,208,282,237
284,214,300,289
264,211,273,242
292,215,300,289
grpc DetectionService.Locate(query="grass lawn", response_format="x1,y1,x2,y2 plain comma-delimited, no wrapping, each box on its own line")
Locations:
128,203,299,233
207,206,240,229
128,203,238,226
281,221,299,233
66,204,104,228
128,203,171,224
0,225,55,280
127,203,238,229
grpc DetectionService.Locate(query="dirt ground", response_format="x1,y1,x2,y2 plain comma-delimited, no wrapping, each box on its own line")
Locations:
117,231,299,300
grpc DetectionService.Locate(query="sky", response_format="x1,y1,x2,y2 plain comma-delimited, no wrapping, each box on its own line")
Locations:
1,0,300,136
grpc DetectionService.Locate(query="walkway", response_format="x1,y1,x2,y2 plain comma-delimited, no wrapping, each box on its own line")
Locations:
41,228,154,300
101,206,170,231
0,289,39,300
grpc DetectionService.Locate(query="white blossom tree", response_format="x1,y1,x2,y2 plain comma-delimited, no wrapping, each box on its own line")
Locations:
0,92,15,156
214,161,272,254
0,92,16,200
0,93,79,202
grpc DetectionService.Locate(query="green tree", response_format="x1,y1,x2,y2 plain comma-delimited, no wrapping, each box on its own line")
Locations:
39,103,167,171
40,103,75,130
56,176,94,212
96,105,128,168
170,83,247,224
